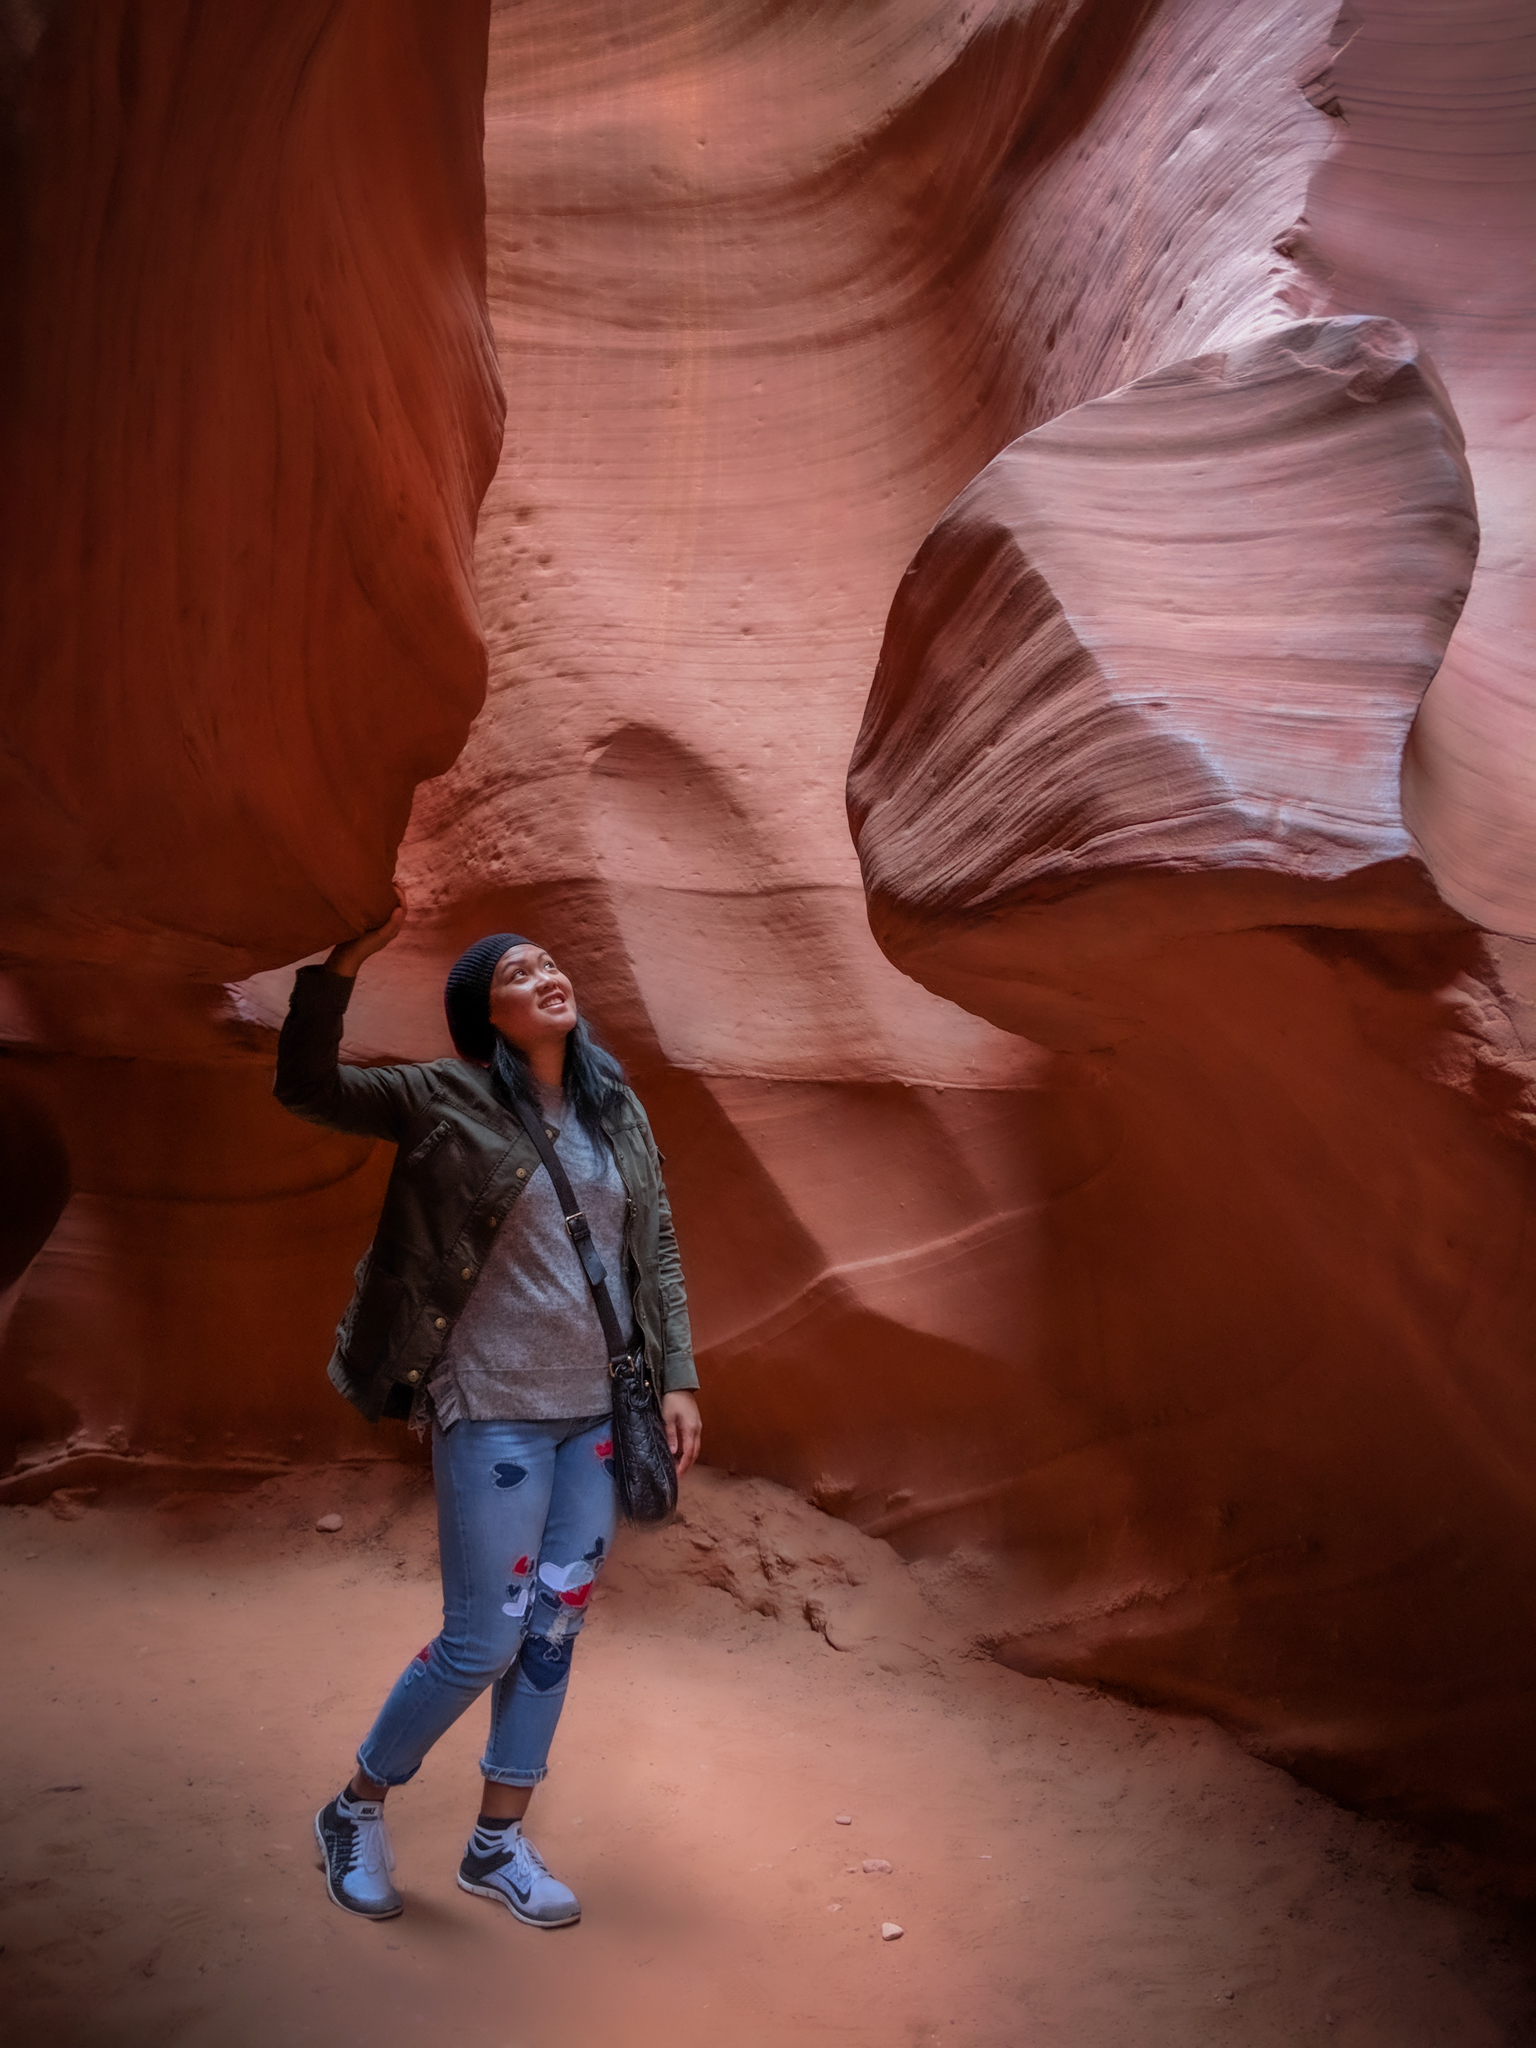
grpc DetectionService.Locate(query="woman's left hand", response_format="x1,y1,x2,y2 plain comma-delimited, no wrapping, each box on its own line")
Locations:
660,1391,703,1479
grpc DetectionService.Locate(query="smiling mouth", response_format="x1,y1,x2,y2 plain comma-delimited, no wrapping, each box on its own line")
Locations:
538,993,568,1010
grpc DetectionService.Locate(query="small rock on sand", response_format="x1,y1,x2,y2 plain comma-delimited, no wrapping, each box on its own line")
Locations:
48,1489,97,1521
314,1513,344,1533
835,1814,852,1825
881,1922,904,1941
862,1858,892,1874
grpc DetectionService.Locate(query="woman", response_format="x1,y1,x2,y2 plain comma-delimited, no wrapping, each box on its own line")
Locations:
274,904,702,1928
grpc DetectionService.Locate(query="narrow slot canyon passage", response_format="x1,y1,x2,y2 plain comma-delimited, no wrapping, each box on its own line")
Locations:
3,0,1535,2038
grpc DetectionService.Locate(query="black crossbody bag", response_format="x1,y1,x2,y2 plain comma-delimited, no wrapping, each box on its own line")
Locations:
513,1098,678,1527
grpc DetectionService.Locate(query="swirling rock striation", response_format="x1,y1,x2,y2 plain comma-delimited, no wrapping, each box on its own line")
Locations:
0,0,503,976
372,0,1349,1513
3,0,1533,1876
847,7,1536,1869
3,0,1343,1481
850,315,1478,1045
1297,0,1536,936
0,0,501,1477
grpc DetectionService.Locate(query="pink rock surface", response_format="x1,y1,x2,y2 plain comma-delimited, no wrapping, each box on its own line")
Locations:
842,1,1536,1863
363,0,1349,1513
849,315,1477,1047
3,0,1339,1477
2,0,1533,1867
1296,0,1536,935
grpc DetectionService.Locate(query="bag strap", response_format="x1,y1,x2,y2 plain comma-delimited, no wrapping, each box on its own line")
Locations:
512,1096,632,1370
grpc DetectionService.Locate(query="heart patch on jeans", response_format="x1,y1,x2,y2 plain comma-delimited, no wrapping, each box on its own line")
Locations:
491,1461,528,1489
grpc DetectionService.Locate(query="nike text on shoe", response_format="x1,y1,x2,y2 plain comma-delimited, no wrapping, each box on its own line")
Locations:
458,1823,580,1928
315,1792,403,1919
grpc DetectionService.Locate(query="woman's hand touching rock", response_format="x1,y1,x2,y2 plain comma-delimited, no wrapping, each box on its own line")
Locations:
324,893,407,980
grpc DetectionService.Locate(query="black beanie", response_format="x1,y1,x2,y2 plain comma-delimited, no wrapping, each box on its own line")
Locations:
443,933,528,1061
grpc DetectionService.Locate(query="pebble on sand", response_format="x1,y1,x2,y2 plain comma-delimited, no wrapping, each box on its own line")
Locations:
881,1922,904,1941
48,1488,97,1521
314,1513,344,1533
835,1814,853,1825
862,1858,892,1874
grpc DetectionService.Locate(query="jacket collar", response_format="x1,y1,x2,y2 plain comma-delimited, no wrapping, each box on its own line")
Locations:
449,1058,633,1141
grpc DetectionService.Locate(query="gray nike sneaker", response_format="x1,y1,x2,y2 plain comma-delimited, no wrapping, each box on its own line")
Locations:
315,1792,402,1919
458,1824,581,1928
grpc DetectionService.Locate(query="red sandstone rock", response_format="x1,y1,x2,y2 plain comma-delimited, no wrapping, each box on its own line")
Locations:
0,0,503,976
841,1,1536,1866
2,0,1533,1870
1294,0,1536,937
849,315,1477,1048
0,1,501,1472
0,1068,70,1294
368,0,1349,1521
3,0,1338,1476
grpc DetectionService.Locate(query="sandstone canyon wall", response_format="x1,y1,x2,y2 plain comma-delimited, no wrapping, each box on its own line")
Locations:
0,0,503,1469
847,0,1536,1864
3,1,1534,1870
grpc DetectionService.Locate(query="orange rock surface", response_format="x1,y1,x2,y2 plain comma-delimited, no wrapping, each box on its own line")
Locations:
2,0,1533,1867
0,0,503,1475
0,0,503,974
846,1,1536,1863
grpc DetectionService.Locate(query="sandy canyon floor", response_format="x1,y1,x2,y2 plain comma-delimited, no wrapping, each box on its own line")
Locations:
1,1463,1530,2048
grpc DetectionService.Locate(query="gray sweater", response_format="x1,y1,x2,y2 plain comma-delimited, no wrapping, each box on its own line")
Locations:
429,1084,629,1424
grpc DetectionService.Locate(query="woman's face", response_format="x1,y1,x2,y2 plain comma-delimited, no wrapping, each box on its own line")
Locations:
486,942,578,1058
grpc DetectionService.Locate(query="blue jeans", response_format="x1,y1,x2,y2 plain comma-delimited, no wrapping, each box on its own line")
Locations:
356,1414,617,1788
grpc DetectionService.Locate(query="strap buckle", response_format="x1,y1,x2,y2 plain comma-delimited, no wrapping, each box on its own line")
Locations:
563,1208,591,1242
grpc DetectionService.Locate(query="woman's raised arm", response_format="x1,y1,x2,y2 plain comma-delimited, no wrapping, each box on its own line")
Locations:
274,897,430,1141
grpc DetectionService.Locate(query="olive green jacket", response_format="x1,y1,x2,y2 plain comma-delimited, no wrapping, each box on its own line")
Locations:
273,966,697,1423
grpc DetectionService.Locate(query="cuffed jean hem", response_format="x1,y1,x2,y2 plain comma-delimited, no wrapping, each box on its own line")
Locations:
480,1762,548,1787
355,1744,423,1790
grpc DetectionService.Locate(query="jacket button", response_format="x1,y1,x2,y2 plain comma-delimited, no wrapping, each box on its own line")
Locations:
405,1369,420,1384
487,1214,497,1226
516,1168,527,1179
460,1266,472,1280
434,1316,447,1330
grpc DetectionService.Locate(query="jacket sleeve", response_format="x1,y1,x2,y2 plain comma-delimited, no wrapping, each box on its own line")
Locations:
653,1174,699,1394
273,965,434,1142
626,1091,698,1394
